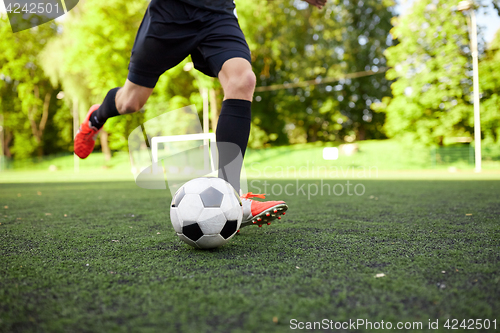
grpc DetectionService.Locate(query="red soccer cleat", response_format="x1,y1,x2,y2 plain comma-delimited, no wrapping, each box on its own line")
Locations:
239,192,288,228
74,104,101,159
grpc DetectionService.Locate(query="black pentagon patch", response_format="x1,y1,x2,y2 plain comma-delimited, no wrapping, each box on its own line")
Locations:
182,223,204,241
172,187,185,207
199,186,224,207
220,220,238,239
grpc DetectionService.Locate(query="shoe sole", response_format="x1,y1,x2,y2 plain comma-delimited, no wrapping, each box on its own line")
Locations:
239,203,288,229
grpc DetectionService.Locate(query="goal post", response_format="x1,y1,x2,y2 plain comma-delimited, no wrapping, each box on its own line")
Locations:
151,133,216,175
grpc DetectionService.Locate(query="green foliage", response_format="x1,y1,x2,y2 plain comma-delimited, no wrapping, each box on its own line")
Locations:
378,0,500,147
42,0,149,153
0,16,70,158
479,29,500,146
238,0,395,145
54,0,146,97
143,59,210,128
3,0,399,160
42,0,213,153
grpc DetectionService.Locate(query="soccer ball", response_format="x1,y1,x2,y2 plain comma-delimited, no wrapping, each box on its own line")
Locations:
170,177,243,249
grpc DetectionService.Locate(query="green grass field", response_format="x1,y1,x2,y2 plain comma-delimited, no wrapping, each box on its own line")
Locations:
4,139,500,173
1,175,499,332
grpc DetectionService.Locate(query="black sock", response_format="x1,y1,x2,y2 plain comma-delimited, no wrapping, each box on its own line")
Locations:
216,99,251,193
90,87,121,129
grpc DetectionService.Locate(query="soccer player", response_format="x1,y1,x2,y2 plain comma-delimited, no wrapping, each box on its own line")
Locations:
74,0,327,228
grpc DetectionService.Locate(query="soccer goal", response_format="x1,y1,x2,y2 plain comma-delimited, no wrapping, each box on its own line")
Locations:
150,132,216,175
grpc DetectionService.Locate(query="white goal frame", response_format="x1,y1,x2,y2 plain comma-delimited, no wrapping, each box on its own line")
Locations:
150,133,216,175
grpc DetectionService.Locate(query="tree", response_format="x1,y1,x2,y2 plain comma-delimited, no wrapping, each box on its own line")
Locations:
375,0,496,146
479,28,500,146
0,15,67,159
238,0,395,145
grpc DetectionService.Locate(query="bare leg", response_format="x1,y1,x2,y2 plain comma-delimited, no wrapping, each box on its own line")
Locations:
115,79,154,114
218,57,256,101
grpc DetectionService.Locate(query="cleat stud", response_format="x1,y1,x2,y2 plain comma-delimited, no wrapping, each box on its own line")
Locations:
266,213,270,217
258,224,262,227
273,209,278,213
253,221,256,224
282,212,286,215
257,218,262,222
267,222,271,225
278,216,281,219
237,230,240,233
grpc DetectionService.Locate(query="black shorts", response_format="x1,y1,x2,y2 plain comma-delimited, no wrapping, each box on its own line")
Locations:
128,0,252,88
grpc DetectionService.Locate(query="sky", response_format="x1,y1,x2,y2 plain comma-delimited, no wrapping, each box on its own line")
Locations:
0,0,499,41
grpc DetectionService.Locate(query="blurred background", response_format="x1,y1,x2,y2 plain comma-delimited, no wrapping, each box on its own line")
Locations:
0,0,499,174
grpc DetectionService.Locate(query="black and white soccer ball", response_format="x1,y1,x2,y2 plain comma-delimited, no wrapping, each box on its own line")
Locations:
170,177,243,249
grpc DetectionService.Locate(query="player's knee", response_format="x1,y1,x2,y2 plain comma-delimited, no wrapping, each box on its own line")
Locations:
227,70,256,96
117,99,141,114
240,70,256,93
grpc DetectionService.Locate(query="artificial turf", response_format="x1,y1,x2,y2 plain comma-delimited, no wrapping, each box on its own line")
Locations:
1,178,499,332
